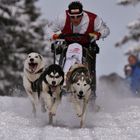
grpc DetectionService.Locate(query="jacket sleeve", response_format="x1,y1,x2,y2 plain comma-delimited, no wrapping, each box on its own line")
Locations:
45,13,66,40
94,16,110,39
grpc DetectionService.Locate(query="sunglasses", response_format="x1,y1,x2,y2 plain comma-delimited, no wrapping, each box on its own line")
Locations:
68,12,83,19
70,15,83,19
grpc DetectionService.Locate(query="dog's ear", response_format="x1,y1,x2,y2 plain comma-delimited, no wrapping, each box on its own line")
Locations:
25,54,29,59
85,72,92,84
71,74,77,83
87,78,92,85
71,73,80,83
38,54,43,60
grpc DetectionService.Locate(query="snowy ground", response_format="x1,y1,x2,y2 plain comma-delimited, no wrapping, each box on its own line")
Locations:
0,81,140,140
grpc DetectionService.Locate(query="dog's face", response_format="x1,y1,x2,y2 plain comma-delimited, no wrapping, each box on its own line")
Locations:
72,73,91,99
24,52,44,73
45,64,64,86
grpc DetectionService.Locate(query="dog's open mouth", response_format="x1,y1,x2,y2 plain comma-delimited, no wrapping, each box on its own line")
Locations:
29,63,38,72
50,86,57,92
77,94,84,99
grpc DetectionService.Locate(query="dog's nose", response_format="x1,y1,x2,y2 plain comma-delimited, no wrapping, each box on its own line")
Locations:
52,81,56,86
30,58,34,62
79,91,83,95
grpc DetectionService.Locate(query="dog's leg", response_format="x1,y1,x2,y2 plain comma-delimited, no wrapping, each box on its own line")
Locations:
42,93,53,111
80,100,88,128
27,91,37,117
31,102,36,117
80,111,86,128
48,98,55,125
42,93,54,124
50,97,61,116
73,98,82,117
40,97,47,113
49,112,53,125
47,95,53,111
80,112,86,128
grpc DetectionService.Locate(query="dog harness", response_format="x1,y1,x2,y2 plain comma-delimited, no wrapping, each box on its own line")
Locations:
42,77,62,97
26,67,44,97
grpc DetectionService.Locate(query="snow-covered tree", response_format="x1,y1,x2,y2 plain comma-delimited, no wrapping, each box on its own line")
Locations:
22,0,46,54
115,0,140,55
117,0,140,6
0,0,47,96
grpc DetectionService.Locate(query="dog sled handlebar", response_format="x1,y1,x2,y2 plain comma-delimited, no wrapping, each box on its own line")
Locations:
51,34,91,56
57,33,95,46
51,33,99,55
52,33,97,51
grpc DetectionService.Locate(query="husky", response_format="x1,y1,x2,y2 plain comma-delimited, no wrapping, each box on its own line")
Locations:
40,64,64,124
66,64,92,128
23,52,45,117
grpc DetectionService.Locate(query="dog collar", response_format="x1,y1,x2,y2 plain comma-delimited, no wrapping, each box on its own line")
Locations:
26,67,44,74
35,68,44,74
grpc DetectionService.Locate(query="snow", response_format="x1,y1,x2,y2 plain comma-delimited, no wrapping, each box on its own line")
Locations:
117,0,140,5
127,19,140,30
124,44,140,55
0,82,140,140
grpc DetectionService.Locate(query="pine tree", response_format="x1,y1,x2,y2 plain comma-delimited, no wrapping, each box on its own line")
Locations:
22,0,46,54
115,0,140,55
0,0,47,96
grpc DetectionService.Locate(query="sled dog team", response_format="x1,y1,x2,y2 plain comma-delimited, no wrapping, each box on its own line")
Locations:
23,52,94,128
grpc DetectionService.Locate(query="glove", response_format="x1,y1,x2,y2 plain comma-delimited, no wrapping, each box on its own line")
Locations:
89,32,101,42
52,34,60,40
51,40,63,54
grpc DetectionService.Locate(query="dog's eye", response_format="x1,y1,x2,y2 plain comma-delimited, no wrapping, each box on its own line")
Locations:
50,75,54,78
55,76,59,78
35,56,38,58
84,84,87,86
29,56,31,58
77,83,80,85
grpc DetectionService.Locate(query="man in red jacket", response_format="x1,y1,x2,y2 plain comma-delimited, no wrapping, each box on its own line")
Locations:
46,1,110,98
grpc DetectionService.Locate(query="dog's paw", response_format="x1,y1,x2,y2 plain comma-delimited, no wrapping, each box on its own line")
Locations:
50,108,56,116
50,111,56,116
77,113,82,117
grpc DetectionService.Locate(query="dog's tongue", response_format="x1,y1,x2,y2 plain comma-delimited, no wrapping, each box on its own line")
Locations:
29,63,37,72
51,86,57,92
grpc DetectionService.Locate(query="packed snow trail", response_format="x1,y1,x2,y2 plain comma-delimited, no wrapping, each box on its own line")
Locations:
0,77,140,140
0,92,140,140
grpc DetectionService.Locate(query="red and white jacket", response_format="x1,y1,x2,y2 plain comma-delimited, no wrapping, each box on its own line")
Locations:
46,10,110,40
